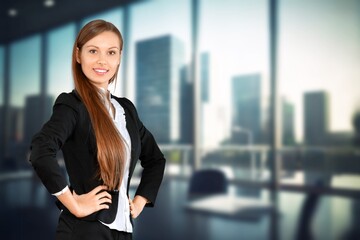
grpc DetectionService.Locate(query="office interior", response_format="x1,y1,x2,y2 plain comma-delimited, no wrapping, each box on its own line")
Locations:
1,0,360,239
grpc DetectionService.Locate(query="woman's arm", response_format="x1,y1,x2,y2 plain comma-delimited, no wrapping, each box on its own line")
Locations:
30,95,78,194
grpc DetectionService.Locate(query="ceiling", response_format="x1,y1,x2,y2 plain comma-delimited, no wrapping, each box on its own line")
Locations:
0,0,143,45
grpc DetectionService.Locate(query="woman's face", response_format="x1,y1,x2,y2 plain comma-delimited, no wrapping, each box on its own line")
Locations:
77,31,121,89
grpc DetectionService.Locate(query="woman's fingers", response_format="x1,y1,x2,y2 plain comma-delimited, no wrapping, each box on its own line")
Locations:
98,195,112,205
91,185,108,195
97,190,112,200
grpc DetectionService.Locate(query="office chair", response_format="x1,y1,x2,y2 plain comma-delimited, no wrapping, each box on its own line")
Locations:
187,168,228,200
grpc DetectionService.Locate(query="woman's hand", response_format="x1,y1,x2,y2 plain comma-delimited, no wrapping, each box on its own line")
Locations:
129,195,148,219
57,185,112,218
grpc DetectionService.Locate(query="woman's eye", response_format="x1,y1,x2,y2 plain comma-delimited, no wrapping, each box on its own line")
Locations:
108,51,117,55
89,49,97,54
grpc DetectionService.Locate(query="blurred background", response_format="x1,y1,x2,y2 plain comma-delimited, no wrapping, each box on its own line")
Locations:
1,0,360,239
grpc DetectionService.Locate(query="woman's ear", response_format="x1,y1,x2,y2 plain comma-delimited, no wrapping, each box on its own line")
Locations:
76,47,81,64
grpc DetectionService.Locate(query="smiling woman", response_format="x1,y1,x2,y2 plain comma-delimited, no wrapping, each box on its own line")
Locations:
76,31,121,89
29,19,166,240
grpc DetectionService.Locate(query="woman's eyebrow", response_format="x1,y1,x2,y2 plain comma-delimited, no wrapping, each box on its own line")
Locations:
85,45,99,48
85,45,119,50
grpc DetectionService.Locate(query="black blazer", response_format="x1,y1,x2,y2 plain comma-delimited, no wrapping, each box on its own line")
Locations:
30,90,166,223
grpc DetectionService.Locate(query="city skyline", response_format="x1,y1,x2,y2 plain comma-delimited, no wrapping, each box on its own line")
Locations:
1,2,359,239
1,58,352,146
3,0,360,144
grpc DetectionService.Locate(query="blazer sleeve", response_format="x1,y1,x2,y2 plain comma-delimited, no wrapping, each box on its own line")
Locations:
29,93,78,194
122,98,166,207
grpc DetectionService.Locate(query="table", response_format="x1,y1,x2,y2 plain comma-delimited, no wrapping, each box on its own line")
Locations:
184,194,273,221
131,177,272,240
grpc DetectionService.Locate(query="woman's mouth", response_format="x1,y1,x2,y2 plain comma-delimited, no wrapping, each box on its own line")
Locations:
93,68,109,75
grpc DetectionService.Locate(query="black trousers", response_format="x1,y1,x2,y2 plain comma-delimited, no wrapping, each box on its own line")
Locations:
56,212,132,240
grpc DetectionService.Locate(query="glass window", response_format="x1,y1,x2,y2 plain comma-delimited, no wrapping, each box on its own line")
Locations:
10,36,41,108
279,0,360,190
199,0,270,183
129,0,191,175
130,0,191,99
48,24,76,100
9,35,41,167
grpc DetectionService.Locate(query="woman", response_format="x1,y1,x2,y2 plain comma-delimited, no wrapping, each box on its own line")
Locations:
30,19,166,240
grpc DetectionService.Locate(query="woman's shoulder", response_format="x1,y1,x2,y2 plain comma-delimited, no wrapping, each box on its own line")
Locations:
54,90,82,111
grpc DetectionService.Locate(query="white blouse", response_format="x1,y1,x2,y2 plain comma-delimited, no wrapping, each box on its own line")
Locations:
101,97,133,232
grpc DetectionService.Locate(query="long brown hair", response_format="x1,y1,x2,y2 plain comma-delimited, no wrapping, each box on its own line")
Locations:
72,19,125,190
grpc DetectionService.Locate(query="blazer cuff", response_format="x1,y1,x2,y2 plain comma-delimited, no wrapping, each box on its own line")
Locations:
52,185,69,196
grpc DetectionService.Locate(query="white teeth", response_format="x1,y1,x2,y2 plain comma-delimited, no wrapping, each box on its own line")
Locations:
94,69,107,73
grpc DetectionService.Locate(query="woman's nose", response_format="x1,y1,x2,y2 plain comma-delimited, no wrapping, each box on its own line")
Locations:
97,54,107,65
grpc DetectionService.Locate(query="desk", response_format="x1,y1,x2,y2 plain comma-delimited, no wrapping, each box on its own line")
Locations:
131,178,272,240
185,194,273,221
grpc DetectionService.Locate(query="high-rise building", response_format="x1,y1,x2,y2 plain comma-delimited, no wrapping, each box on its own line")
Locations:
179,52,213,145
136,35,184,143
282,98,295,145
304,91,329,145
200,52,210,103
231,73,262,144
179,65,193,144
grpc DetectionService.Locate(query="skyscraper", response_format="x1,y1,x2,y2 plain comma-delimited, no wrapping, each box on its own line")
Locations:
231,73,262,144
136,35,184,144
200,52,210,103
304,91,329,145
282,98,295,145
179,65,194,144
